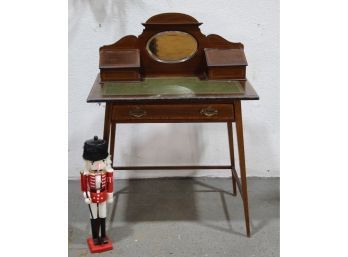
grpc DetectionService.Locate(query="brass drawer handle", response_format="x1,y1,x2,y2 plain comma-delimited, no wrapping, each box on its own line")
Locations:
200,106,218,117
129,107,147,118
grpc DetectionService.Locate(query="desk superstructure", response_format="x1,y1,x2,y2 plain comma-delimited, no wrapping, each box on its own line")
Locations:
87,13,259,237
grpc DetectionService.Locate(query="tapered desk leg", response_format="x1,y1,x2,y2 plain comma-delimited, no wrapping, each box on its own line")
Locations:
103,103,111,146
227,122,237,196
110,123,116,163
234,100,251,237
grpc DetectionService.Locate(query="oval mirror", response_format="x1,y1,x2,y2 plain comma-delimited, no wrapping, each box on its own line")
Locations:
146,31,198,63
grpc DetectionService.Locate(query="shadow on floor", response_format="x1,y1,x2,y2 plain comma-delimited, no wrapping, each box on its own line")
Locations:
69,178,279,245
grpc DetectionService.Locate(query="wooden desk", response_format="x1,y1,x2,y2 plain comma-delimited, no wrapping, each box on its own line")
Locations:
87,75,259,237
87,12,260,237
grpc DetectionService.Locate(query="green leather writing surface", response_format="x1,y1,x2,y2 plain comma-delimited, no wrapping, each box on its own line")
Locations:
102,77,244,96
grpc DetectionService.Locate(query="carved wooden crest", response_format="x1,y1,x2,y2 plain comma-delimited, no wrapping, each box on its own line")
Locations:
99,13,247,81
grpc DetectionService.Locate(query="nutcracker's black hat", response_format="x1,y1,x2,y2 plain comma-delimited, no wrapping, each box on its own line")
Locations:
83,136,108,161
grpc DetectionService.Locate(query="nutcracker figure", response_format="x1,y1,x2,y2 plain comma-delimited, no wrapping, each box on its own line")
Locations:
81,136,114,253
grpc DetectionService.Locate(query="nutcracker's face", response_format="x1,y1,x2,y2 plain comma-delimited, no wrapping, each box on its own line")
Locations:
86,159,106,172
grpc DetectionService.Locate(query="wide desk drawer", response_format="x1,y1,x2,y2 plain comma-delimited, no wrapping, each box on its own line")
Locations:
111,104,234,122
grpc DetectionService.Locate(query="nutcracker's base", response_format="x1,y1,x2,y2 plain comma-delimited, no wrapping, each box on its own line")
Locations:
87,237,113,253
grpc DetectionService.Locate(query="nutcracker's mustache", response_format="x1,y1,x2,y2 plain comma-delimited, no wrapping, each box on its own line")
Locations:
90,163,103,172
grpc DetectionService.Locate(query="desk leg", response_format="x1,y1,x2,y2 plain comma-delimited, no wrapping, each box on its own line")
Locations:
103,103,111,146
235,100,251,237
227,122,237,196
110,123,116,164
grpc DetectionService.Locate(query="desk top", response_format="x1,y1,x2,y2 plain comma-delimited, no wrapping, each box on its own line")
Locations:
87,74,259,104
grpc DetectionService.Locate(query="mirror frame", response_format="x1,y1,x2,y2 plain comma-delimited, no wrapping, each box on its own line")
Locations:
146,31,198,64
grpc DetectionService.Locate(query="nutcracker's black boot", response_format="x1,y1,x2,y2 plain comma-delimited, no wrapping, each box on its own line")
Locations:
90,219,100,245
100,218,108,244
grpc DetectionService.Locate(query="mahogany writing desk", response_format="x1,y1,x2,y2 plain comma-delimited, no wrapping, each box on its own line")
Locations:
87,13,259,237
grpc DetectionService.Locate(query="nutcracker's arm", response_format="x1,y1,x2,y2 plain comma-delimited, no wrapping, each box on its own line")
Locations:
80,170,91,204
80,170,87,192
105,156,114,203
106,171,113,192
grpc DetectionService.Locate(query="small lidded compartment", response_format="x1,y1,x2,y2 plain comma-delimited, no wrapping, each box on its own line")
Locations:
99,49,141,82
204,48,247,80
